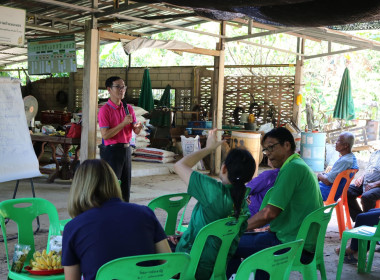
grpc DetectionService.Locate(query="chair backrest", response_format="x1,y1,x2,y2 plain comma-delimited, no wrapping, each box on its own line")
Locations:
259,187,274,211
245,187,251,198
59,218,72,233
374,219,380,238
148,193,191,235
234,239,304,280
0,198,60,271
324,169,358,205
185,215,248,280
95,252,191,280
293,203,336,267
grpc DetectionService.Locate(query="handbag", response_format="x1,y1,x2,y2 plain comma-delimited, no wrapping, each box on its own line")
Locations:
66,122,81,138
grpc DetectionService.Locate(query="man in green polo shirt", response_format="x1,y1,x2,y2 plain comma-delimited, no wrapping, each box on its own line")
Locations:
227,127,323,279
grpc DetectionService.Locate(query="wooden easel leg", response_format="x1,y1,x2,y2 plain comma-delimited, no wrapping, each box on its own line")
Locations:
12,180,20,199
11,178,40,233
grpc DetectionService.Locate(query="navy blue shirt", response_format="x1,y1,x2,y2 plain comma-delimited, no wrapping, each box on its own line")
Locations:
62,198,167,280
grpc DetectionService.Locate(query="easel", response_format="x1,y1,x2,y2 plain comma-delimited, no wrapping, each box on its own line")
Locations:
7,178,40,233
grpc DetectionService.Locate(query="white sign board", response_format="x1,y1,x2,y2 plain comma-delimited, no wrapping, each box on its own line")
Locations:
0,77,41,182
0,6,26,46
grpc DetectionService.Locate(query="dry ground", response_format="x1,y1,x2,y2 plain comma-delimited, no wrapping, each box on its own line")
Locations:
1,171,380,280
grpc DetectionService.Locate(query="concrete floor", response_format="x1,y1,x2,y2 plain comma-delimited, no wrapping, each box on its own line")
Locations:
1,162,380,279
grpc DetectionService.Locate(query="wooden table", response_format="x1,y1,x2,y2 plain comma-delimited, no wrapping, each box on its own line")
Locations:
31,134,80,182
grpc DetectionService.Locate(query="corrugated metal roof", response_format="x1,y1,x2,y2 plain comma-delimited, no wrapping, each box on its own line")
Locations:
0,0,379,68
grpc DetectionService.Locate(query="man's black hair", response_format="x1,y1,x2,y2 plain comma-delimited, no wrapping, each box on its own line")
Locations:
105,76,122,88
262,127,296,152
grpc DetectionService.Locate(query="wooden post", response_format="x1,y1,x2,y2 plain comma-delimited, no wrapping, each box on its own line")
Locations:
211,21,226,175
68,72,75,112
80,13,99,161
293,37,304,129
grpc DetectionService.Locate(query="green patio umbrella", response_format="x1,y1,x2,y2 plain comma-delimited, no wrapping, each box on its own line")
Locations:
333,67,355,121
158,84,171,107
138,68,154,111
150,84,172,127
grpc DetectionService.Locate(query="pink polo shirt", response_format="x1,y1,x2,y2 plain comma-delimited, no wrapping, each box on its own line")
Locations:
98,99,136,146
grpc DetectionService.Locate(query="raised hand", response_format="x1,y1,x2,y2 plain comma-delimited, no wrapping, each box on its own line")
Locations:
206,128,224,150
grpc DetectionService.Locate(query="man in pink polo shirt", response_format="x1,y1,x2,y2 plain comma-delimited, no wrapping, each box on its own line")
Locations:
98,76,142,202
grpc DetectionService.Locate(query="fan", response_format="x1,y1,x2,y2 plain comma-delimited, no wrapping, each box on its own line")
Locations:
23,95,38,128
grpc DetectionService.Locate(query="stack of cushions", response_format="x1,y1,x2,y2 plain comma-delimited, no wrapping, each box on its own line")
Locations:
132,148,176,163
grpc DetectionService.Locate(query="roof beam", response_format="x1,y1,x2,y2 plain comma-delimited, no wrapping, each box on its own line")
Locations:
231,18,321,43
235,39,304,57
26,23,62,33
112,13,225,38
98,26,149,37
304,47,366,60
297,28,380,50
145,19,209,34
98,13,197,24
94,2,147,18
99,30,137,41
147,3,220,25
321,27,380,47
98,30,220,56
0,51,26,55
30,0,101,13
27,13,85,27
225,27,305,42
170,47,220,57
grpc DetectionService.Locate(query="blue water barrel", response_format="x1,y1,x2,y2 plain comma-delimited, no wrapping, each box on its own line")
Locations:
300,132,326,172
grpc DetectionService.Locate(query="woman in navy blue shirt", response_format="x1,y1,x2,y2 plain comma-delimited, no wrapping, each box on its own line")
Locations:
62,159,171,280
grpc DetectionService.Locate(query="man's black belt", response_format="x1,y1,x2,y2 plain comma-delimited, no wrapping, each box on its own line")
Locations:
107,143,130,148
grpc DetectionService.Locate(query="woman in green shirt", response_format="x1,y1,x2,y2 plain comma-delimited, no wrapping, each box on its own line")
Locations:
172,129,256,279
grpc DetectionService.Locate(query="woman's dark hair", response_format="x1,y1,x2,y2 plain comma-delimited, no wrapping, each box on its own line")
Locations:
262,127,296,152
225,148,256,219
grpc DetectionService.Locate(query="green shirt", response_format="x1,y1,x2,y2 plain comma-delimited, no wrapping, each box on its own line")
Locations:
176,171,248,279
268,154,323,252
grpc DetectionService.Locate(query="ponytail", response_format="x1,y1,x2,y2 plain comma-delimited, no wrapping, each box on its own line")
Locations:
225,149,256,219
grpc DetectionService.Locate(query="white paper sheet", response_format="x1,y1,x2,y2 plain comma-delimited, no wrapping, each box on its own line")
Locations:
0,77,41,182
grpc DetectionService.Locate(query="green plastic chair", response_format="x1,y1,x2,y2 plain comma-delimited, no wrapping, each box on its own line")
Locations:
259,187,274,211
0,198,63,280
336,220,380,279
59,218,72,233
148,193,191,235
290,203,337,280
183,215,248,280
245,187,251,198
234,239,304,280
95,252,191,280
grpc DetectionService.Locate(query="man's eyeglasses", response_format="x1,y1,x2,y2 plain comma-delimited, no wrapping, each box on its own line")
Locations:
262,142,280,155
112,85,126,90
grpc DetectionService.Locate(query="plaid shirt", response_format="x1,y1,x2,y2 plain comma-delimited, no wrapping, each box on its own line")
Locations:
363,150,380,190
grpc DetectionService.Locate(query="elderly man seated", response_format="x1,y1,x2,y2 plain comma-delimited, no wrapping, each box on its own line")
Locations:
347,149,380,222
317,132,358,201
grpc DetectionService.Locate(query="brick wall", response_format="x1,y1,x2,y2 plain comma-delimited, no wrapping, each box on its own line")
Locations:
29,66,195,121
29,77,70,119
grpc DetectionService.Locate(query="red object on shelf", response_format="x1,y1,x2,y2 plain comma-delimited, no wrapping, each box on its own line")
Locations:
24,266,64,275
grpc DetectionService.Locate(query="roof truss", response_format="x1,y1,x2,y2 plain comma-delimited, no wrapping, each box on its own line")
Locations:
0,0,379,67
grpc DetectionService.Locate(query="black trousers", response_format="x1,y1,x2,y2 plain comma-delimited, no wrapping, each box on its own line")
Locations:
347,184,380,222
99,144,131,202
